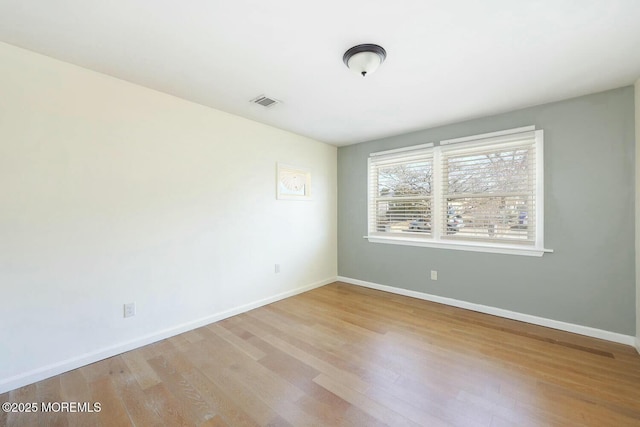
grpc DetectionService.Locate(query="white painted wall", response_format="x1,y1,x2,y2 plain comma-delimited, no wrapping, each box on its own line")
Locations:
636,77,640,352
0,42,337,392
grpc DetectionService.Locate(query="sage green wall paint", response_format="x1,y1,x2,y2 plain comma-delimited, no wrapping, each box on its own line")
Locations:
338,86,635,335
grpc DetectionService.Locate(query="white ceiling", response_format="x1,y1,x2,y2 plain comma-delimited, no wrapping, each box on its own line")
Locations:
1,1,639,146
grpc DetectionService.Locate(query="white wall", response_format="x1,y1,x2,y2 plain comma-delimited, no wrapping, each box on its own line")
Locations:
0,42,337,392
636,77,640,352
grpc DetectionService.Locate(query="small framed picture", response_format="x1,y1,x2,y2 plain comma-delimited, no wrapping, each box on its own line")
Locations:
276,163,311,200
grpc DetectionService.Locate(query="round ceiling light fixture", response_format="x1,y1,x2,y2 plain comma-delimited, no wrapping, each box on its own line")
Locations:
343,44,387,77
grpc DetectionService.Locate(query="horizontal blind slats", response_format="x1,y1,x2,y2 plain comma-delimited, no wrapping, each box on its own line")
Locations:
369,130,539,246
441,136,535,244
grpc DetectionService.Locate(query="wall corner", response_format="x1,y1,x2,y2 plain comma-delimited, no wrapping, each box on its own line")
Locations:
635,77,640,345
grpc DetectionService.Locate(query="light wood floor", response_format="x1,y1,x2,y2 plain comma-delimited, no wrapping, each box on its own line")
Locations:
3,282,640,426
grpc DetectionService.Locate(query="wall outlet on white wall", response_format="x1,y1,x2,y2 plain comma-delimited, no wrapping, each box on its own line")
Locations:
275,264,281,274
124,302,136,318
431,270,438,281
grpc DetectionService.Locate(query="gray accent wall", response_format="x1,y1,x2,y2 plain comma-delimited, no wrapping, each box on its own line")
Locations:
338,86,636,335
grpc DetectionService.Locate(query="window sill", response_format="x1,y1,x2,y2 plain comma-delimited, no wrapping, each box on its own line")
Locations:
364,235,553,257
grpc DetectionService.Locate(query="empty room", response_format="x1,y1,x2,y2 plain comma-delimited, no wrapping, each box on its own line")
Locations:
1,1,640,426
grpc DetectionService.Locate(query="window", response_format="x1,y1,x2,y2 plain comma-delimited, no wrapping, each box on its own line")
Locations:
367,127,550,256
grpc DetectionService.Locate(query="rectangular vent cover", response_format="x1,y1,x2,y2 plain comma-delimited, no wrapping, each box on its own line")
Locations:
251,95,279,108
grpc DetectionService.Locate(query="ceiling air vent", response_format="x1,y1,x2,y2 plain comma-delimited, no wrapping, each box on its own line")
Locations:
251,95,280,108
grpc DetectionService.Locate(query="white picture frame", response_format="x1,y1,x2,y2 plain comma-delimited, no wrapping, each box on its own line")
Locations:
276,163,311,200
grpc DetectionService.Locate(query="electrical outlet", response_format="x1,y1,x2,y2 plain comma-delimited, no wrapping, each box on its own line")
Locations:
275,264,280,273
431,270,438,281
124,302,136,318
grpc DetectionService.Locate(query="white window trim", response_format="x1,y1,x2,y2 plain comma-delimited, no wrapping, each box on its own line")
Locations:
364,234,553,257
440,125,535,145
369,142,434,157
365,127,554,257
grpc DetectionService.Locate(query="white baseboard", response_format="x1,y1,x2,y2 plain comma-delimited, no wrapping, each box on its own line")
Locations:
337,276,636,347
636,337,640,355
0,277,336,394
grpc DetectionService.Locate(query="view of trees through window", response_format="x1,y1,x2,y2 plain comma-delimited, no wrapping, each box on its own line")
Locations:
375,159,432,233
372,144,535,243
444,147,533,241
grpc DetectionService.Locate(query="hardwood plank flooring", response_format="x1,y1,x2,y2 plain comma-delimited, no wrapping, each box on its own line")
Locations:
2,282,640,426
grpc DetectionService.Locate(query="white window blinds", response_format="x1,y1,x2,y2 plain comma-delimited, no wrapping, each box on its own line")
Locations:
369,151,433,235
440,133,537,245
368,128,545,253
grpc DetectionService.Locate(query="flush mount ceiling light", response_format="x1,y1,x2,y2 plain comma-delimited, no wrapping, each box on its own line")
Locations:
343,44,387,77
